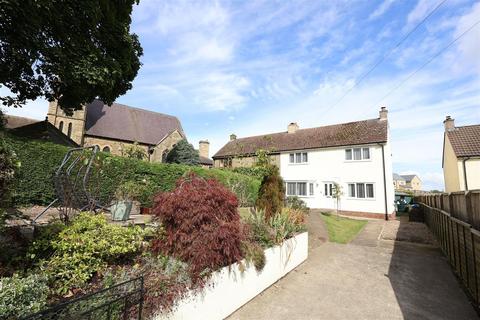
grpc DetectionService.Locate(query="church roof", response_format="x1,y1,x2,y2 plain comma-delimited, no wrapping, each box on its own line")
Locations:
85,100,184,145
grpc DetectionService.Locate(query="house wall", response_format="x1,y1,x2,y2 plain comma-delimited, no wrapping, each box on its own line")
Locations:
457,158,480,191
150,130,184,163
213,154,280,168
443,136,461,192
407,176,422,191
280,143,395,216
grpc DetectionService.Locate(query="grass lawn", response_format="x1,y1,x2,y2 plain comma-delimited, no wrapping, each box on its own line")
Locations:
320,212,367,244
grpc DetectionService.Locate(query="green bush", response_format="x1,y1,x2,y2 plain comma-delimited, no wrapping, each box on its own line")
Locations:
0,135,20,229
42,212,146,295
230,166,270,180
255,166,285,220
285,196,309,212
0,273,49,319
4,134,260,208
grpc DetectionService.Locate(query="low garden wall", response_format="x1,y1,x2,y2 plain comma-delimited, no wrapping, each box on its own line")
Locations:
156,231,308,320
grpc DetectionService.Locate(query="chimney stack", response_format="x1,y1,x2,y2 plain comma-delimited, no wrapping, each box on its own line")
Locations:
199,140,209,158
379,107,388,120
230,133,237,141
444,116,455,131
288,122,299,134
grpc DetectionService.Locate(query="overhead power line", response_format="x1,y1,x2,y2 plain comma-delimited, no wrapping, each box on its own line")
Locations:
326,0,448,112
372,18,480,106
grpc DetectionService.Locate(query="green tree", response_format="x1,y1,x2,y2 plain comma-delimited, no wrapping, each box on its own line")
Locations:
166,139,200,165
255,166,285,221
0,0,143,113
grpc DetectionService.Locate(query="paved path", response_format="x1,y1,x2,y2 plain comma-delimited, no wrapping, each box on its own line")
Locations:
228,216,478,320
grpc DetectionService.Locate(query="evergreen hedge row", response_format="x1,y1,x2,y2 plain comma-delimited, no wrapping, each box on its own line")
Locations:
4,134,260,208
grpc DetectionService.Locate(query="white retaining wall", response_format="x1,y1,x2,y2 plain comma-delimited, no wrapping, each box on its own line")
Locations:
155,232,308,320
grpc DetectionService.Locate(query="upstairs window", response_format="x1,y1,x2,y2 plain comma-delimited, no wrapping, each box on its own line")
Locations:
289,152,308,164
345,147,370,161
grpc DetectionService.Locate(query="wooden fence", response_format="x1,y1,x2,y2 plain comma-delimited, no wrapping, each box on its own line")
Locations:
417,190,480,307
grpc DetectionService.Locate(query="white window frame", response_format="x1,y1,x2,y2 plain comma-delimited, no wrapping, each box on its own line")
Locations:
323,182,334,197
288,151,309,165
345,147,371,161
286,181,314,198
347,183,375,200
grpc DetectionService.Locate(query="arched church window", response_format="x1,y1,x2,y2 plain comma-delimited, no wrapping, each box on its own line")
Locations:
58,121,64,132
67,123,72,137
102,146,111,153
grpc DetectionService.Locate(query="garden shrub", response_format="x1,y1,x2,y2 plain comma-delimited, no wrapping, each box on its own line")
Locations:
241,241,266,272
285,196,309,213
165,139,199,165
242,209,275,248
43,212,145,295
0,273,49,319
27,221,67,266
255,165,285,220
230,166,270,180
152,173,245,279
4,134,260,208
270,208,307,244
0,135,20,229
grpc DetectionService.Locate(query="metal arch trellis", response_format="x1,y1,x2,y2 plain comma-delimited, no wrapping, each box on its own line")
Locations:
33,145,108,223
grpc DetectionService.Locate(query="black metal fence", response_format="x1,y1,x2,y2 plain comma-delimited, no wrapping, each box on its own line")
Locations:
21,277,144,320
421,204,479,307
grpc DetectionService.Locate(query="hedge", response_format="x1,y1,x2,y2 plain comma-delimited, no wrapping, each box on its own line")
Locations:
4,134,260,208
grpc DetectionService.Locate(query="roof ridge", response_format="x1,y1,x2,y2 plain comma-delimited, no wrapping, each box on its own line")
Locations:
452,124,480,129
230,118,380,141
92,99,180,121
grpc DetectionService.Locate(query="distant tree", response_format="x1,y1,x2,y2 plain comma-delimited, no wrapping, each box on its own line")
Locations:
166,139,200,165
0,0,143,114
0,109,5,131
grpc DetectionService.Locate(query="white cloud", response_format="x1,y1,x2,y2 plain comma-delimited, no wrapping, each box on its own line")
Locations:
369,0,397,20
406,0,434,27
452,2,480,75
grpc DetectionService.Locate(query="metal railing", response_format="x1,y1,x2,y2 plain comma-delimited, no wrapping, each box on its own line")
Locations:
21,277,144,320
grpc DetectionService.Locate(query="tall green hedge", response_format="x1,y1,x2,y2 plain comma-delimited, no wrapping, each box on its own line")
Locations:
4,134,260,207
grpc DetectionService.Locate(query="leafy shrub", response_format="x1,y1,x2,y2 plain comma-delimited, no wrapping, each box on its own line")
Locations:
166,139,199,165
270,208,307,244
27,221,66,265
285,196,309,212
241,241,266,272
0,273,49,319
0,136,20,229
43,212,145,295
255,165,285,220
231,166,270,180
152,174,245,279
243,209,275,248
4,134,260,208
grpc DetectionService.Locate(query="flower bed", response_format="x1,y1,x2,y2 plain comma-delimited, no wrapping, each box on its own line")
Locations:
156,232,308,320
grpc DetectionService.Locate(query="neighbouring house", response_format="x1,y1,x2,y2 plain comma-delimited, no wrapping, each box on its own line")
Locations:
45,99,187,162
213,107,395,219
401,174,422,191
442,116,480,192
393,173,406,190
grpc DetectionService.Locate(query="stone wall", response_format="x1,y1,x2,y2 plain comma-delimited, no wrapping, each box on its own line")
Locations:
151,130,184,163
83,136,150,157
213,154,280,168
47,101,86,145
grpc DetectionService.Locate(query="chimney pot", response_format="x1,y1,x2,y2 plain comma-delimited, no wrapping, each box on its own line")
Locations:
379,107,388,120
199,140,210,158
230,134,237,141
288,122,299,133
444,116,455,131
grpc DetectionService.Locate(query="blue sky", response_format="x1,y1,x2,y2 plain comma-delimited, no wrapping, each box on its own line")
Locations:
3,0,480,191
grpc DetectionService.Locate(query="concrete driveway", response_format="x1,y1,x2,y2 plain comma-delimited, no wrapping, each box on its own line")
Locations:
228,213,478,320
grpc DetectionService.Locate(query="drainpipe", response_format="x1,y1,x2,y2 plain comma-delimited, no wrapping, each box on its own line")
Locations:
381,144,389,221
462,157,470,191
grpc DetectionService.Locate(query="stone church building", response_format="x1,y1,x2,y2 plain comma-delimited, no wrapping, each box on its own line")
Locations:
42,99,211,165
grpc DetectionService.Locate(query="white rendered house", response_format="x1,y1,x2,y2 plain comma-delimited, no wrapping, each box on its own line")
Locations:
213,107,395,219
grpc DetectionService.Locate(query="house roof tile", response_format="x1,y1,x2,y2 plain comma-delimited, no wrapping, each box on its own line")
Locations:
213,118,388,158
447,125,480,157
85,100,184,145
